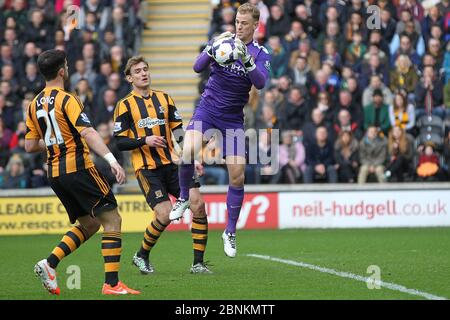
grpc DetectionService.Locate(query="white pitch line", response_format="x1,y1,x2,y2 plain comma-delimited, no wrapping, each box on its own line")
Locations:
246,254,447,300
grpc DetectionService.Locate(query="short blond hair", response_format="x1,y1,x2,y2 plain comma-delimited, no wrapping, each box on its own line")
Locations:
237,3,260,22
124,55,149,76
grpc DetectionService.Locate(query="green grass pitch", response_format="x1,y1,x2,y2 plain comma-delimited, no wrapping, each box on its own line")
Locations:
0,228,449,300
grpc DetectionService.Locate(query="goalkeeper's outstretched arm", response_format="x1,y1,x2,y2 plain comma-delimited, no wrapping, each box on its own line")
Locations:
193,52,211,73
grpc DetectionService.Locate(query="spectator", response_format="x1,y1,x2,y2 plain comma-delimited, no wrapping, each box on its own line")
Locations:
365,30,390,63
106,7,134,55
319,0,345,26
334,130,359,183
0,117,18,150
288,56,314,87
80,0,110,32
69,59,97,92
345,77,363,110
345,31,367,67
336,89,363,130
391,20,425,58
94,89,117,127
12,93,34,132
97,72,128,107
20,42,41,73
24,9,53,51
427,38,444,69
358,126,387,184
390,33,421,67
321,39,342,71
359,53,389,90
334,109,362,140
415,66,445,119
249,0,270,42
293,3,320,39
0,154,28,189
390,54,419,95
81,42,100,74
267,36,289,84
282,20,308,52
3,28,22,59
308,69,337,105
380,8,397,43
74,79,94,119
265,4,291,39
316,21,345,57
388,91,416,135
304,126,337,183
94,61,113,92
316,91,335,126
1,64,19,94
397,0,424,22
289,39,321,73
364,88,391,136
362,74,393,108
416,142,444,181
302,107,334,147
19,62,45,96
385,126,414,182
256,104,279,131
281,86,309,131
344,11,367,43
278,130,305,184
255,130,279,184
3,0,28,34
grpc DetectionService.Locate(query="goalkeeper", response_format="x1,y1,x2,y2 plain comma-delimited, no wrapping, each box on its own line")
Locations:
169,3,271,258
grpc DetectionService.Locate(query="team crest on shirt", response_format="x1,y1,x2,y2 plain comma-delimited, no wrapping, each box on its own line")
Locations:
137,117,166,129
155,190,163,199
264,60,271,71
174,110,182,120
158,106,165,114
80,112,91,124
113,122,121,132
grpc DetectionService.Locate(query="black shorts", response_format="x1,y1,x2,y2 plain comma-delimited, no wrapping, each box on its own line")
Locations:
136,164,200,209
49,166,117,224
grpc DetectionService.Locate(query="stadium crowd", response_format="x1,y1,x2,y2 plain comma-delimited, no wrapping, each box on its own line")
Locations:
0,0,449,189
198,0,450,185
0,0,144,188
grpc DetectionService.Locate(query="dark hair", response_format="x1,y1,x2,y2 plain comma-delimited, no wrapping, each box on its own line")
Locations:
37,49,66,81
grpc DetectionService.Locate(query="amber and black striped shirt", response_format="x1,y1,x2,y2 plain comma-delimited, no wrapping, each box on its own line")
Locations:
113,89,182,172
25,87,94,178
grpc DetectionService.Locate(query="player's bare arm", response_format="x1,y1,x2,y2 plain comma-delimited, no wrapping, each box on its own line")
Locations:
24,139,46,153
80,127,126,184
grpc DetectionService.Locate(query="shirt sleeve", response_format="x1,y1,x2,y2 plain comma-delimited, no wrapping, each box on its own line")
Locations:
65,95,93,133
167,94,183,130
255,49,271,84
113,99,132,137
25,103,41,140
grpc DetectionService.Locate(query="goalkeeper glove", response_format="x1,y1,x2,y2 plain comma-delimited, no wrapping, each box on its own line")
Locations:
235,38,256,72
204,31,234,58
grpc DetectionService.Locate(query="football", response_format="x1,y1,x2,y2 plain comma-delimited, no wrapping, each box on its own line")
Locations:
211,37,239,66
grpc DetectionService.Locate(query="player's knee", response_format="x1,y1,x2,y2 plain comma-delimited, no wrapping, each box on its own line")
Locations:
99,210,122,231
230,174,245,187
84,220,101,237
155,203,171,225
191,198,206,217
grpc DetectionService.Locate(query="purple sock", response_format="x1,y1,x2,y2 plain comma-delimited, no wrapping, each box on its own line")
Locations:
226,186,244,234
179,164,194,200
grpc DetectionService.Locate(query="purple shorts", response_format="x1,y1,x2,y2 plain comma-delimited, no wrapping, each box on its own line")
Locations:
186,106,246,158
